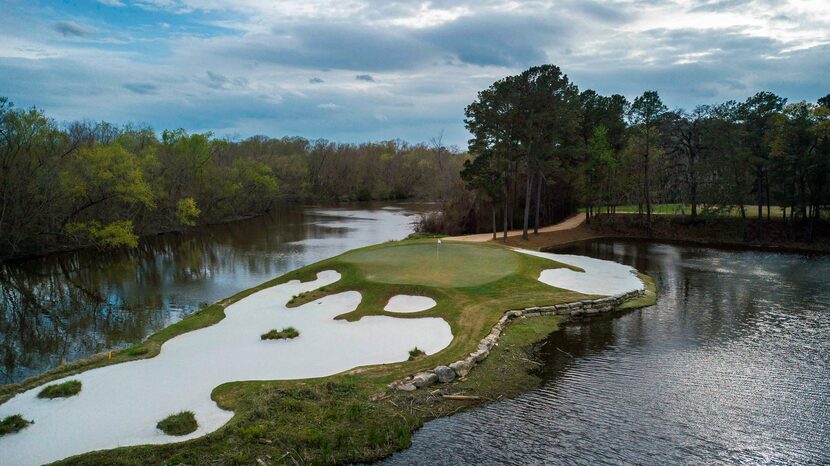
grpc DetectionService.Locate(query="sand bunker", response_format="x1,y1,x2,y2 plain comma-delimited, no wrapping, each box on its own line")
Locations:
384,295,437,313
515,249,644,296
0,271,453,466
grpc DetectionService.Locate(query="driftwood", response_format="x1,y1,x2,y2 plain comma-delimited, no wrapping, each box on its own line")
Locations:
442,394,485,401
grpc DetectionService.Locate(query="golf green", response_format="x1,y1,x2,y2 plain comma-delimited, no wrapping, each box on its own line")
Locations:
341,242,519,287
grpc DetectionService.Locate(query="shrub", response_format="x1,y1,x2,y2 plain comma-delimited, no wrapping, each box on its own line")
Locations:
408,347,426,361
157,411,197,436
0,415,31,436
261,327,300,340
37,380,82,399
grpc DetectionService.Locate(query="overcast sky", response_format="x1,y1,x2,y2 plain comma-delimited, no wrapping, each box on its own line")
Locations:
2,0,828,147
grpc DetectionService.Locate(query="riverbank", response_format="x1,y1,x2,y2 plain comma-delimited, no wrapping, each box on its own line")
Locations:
467,214,830,254
0,239,653,465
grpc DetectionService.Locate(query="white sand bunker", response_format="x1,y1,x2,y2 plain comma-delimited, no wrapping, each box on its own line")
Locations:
384,295,437,313
515,249,644,296
0,271,453,466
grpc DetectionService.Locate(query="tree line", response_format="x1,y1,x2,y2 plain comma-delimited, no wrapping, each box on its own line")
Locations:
0,97,464,259
445,64,829,240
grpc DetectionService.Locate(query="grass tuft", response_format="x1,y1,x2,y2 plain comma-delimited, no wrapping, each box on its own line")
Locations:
407,347,426,361
37,380,82,399
157,411,198,436
0,415,32,436
261,327,300,340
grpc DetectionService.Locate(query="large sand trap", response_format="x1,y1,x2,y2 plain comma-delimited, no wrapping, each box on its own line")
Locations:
0,271,453,466
515,249,644,296
384,295,437,313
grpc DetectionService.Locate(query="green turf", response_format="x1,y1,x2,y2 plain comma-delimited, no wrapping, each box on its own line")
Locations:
341,242,520,287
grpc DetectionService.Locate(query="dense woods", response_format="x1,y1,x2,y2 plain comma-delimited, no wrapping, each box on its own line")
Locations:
3,64,828,257
0,97,464,258
431,64,829,240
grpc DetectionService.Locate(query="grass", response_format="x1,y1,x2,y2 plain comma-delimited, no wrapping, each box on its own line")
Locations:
589,203,827,219
0,414,32,436
1,238,654,465
157,411,198,436
341,242,521,287
261,327,300,340
407,347,426,361
37,380,82,399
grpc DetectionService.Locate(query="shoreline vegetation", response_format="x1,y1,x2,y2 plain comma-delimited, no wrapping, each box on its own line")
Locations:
0,95,465,261
484,212,830,254
0,239,653,464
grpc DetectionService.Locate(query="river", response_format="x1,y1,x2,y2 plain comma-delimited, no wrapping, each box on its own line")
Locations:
0,203,427,384
385,239,830,464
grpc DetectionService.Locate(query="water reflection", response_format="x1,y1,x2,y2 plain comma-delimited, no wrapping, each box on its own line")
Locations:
0,203,426,384
386,240,830,464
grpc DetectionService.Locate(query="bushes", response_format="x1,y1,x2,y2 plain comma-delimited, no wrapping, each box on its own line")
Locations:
37,380,82,399
0,415,31,436
261,327,300,340
157,411,198,436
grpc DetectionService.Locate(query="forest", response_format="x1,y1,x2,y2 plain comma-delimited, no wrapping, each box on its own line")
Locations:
0,97,464,259
427,64,830,240
2,64,828,258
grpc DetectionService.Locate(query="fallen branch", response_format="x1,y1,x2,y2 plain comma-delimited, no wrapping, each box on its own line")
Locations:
442,394,485,401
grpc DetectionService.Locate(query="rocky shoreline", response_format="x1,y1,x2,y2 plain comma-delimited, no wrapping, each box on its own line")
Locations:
388,287,647,392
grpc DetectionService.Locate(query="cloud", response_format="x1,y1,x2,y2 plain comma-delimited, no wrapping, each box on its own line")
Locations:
97,0,125,6
123,82,158,94
53,21,90,37
4,0,830,147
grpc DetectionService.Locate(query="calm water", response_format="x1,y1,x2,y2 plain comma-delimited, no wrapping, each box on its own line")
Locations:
0,203,426,384
386,240,830,465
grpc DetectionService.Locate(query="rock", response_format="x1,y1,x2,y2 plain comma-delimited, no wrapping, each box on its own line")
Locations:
434,365,456,383
412,371,438,388
506,310,523,318
449,359,473,378
471,349,489,362
388,378,417,391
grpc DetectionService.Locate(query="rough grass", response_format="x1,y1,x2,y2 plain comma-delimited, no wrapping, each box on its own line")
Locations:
261,327,300,340
157,411,198,436
0,414,31,436
37,380,82,399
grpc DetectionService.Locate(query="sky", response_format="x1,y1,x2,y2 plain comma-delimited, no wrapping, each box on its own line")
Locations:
1,0,829,148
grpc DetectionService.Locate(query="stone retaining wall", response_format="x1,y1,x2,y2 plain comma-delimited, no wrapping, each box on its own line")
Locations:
388,288,646,392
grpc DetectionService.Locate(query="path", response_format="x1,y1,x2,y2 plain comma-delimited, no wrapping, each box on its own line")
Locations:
448,214,586,243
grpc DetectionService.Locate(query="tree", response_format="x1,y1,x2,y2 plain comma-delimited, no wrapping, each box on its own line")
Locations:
513,65,580,240
580,126,617,220
630,91,667,227
738,91,786,226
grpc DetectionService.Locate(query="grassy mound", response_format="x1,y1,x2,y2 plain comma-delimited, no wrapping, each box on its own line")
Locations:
157,411,198,436
261,327,300,340
37,380,82,399
341,242,520,287
0,415,32,436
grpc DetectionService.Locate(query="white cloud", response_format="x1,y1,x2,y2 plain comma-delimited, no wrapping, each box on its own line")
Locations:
1,0,828,146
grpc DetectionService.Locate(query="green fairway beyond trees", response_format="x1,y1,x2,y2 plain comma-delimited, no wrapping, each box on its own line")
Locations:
3,239,653,465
